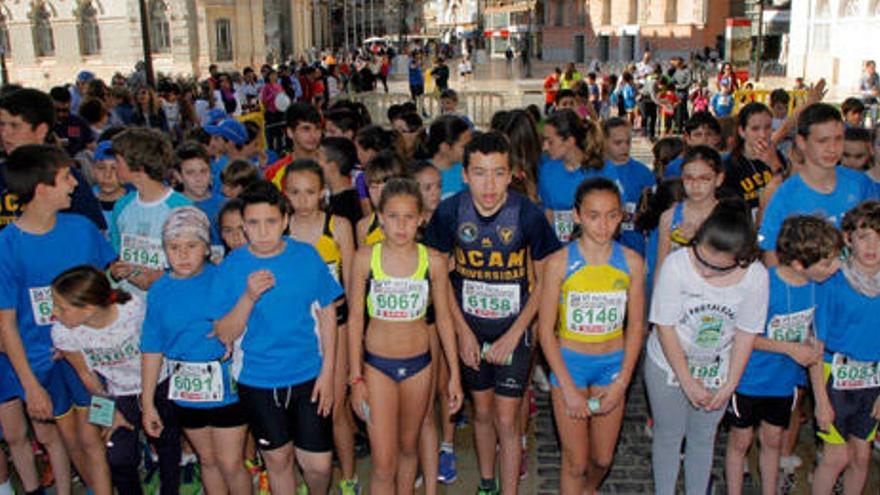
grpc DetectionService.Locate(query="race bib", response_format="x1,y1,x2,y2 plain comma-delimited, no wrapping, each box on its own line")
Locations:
831,353,880,390
369,279,429,321
28,286,54,326
83,335,140,369
120,234,166,270
462,281,520,319
667,352,729,389
167,360,225,402
552,210,575,242
565,290,626,336
767,308,814,344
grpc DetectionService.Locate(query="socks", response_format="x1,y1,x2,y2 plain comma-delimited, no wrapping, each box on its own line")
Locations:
440,441,454,454
479,477,497,491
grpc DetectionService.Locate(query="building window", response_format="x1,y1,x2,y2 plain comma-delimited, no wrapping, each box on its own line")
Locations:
150,0,171,53
78,1,101,55
811,23,831,51
602,0,611,25
215,19,233,62
554,0,564,27
0,13,10,55
666,0,678,23
872,0,880,15
815,0,831,17
840,0,862,17
628,0,638,24
31,2,54,57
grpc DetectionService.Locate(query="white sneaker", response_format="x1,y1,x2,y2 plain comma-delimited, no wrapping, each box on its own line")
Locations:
779,455,803,471
532,365,550,393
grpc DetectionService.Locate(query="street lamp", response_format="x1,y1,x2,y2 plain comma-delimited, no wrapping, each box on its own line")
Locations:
138,0,155,87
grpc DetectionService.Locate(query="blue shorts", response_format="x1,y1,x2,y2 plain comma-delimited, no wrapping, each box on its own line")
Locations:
550,348,624,389
0,354,24,405
32,361,91,418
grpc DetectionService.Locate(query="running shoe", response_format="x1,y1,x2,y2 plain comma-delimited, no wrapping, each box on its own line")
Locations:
438,449,457,483
476,485,500,495
338,478,361,495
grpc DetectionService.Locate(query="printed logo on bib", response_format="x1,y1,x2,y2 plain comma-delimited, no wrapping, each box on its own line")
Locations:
168,360,225,402
667,352,730,389
369,279,429,320
767,308,814,343
28,286,54,326
552,210,574,242
462,280,520,319
694,315,724,349
565,290,626,336
120,233,166,270
831,353,880,390
83,334,141,369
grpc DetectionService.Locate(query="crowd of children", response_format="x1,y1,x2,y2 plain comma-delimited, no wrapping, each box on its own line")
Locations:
0,62,879,495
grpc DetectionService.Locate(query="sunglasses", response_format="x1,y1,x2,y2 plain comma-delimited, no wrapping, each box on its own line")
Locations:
692,244,740,273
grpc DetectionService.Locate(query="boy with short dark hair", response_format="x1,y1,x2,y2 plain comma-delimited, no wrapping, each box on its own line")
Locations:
726,215,842,495
0,88,105,230
109,128,191,296
760,103,877,266
841,127,872,170
0,144,117,495
662,111,722,178
841,97,866,128
319,136,362,226
264,103,323,187
424,131,561,495
175,140,225,259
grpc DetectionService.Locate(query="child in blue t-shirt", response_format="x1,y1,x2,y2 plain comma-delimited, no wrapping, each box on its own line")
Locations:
539,110,616,242
174,141,226,261
710,82,735,118
603,118,656,256
810,201,880,495
108,128,191,297
0,145,117,495
725,216,842,495
211,181,342,494
141,206,251,494
426,115,472,200
759,104,876,266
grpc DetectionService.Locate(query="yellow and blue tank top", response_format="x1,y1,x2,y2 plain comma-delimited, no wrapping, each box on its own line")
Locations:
365,212,385,246
668,202,690,248
558,241,630,343
366,242,430,321
314,213,342,283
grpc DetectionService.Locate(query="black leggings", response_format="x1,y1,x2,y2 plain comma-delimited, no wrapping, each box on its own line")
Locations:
108,381,181,495
639,100,658,140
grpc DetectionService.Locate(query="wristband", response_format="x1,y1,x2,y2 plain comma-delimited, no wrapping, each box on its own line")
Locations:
349,376,364,387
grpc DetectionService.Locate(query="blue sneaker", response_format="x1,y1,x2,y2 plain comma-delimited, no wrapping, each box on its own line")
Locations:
438,450,457,484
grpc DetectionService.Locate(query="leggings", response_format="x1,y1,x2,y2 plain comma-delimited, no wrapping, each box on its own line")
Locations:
644,357,725,495
108,380,181,495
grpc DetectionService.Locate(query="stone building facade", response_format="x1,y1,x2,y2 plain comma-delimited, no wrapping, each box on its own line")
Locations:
541,0,730,63
787,0,880,92
0,0,323,89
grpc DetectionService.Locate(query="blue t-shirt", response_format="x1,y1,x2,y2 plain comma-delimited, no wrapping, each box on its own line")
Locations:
211,155,230,196
816,270,880,362
737,268,815,397
141,265,237,408
710,93,734,117
610,158,656,256
0,214,116,374
663,156,685,179
440,162,465,200
759,167,876,251
409,63,423,86
209,239,342,388
538,157,620,211
194,193,226,246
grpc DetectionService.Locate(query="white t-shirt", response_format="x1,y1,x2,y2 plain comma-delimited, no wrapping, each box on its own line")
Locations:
52,297,147,396
647,248,769,374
